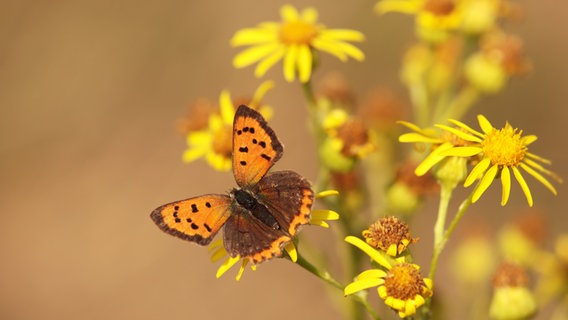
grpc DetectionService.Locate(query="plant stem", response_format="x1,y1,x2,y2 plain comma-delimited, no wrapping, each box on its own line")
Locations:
296,253,381,320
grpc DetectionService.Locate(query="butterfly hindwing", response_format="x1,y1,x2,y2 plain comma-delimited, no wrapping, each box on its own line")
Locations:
150,194,232,245
223,206,292,263
232,105,283,188
255,170,314,237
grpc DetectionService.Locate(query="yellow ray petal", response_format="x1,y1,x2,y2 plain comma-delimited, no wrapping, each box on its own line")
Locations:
522,134,538,146
254,46,285,78
520,163,558,195
319,38,365,61
465,158,491,187
231,28,278,46
440,146,483,157
477,114,494,134
283,45,299,82
435,124,482,142
235,259,249,281
320,29,365,41
345,236,391,269
219,90,235,124
399,132,443,144
233,43,280,68
311,209,340,221
415,142,453,176
447,118,485,138
182,147,208,163
311,37,348,61
297,44,313,83
512,166,533,207
344,278,384,296
316,190,339,198
281,4,299,21
250,80,275,107
300,7,318,23
501,166,511,206
472,164,499,203
284,242,298,262
216,255,241,278
357,269,387,280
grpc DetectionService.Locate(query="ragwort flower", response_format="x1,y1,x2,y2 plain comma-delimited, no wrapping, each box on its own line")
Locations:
344,236,433,318
437,115,561,206
399,115,561,206
182,81,274,171
231,5,364,83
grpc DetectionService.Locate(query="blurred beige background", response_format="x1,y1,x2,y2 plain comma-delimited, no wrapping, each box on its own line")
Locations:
1,1,567,319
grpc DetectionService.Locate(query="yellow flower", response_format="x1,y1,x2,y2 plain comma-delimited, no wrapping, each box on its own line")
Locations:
182,81,274,171
489,261,537,320
211,191,340,281
344,236,433,318
399,115,562,206
376,0,461,43
231,5,365,83
437,115,561,206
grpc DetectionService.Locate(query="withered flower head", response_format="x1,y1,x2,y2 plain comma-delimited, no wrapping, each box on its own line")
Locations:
362,216,419,256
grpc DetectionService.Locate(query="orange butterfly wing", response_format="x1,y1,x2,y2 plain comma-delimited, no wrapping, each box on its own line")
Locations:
232,105,283,188
150,194,232,245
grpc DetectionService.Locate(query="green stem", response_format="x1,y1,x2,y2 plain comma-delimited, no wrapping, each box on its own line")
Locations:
296,253,381,320
435,85,480,122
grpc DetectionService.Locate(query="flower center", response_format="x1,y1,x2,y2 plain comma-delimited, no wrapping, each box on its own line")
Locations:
212,125,233,158
481,123,527,167
384,263,425,300
280,21,318,45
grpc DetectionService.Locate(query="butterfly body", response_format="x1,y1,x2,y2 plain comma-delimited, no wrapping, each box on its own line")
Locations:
151,105,314,263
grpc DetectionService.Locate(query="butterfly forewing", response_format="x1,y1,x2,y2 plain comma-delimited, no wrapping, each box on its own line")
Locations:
232,105,283,188
151,194,232,245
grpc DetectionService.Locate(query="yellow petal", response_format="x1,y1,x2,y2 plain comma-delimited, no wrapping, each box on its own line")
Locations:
512,166,533,207
415,142,453,176
281,4,299,21
250,80,275,107
254,46,286,78
284,242,298,262
300,7,318,23
231,28,278,46
219,90,235,124
464,157,491,186
311,37,348,61
375,0,422,14
440,146,483,157
235,259,248,281
435,124,482,142
520,163,558,195
320,38,365,61
283,45,299,82
297,45,313,83
311,209,340,221
216,255,241,278
182,147,207,163
447,118,484,138
345,236,391,269
477,114,494,134
399,132,443,144
310,220,329,228
501,166,511,206
233,43,280,68
344,278,383,296
320,29,365,42
316,190,339,198
522,134,538,146
472,163,498,203
357,269,387,280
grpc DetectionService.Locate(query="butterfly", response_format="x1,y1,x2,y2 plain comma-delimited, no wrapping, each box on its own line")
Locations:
151,104,314,263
